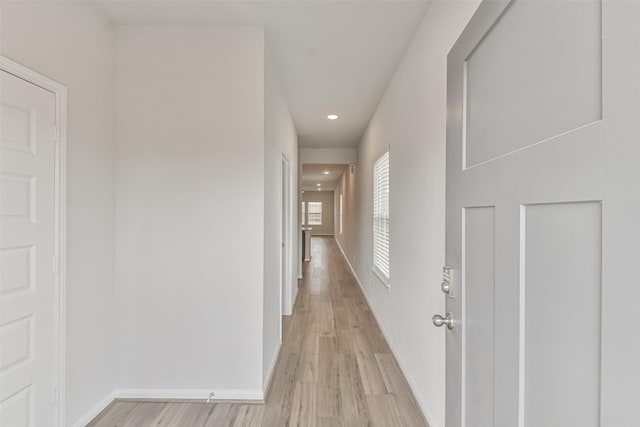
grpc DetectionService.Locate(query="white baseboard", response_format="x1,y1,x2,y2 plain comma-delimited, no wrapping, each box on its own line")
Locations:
290,283,299,314
71,391,116,427
263,340,282,399
335,239,360,287
114,388,264,401
334,238,438,427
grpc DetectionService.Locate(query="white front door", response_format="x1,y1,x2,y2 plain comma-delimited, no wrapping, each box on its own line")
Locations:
0,69,57,426
443,1,639,426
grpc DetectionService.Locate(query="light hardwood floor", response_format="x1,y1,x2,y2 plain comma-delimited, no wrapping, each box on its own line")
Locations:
88,237,428,427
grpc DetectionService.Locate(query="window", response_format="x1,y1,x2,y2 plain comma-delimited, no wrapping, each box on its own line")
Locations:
339,194,343,235
373,151,390,283
301,201,306,225
307,202,323,225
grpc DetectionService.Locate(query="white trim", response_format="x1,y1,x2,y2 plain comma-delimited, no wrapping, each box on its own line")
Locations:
263,341,282,399
517,205,527,427
339,193,344,235
0,56,68,427
114,388,264,401
70,391,116,427
372,266,391,290
281,155,294,316
334,238,438,427
335,239,359,287
461,208,467,427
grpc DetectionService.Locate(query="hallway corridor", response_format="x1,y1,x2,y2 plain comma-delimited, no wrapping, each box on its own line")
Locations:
89,237,427,426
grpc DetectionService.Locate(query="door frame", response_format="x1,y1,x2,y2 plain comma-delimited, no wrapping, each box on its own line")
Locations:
1,55,68,427
280,155,293,329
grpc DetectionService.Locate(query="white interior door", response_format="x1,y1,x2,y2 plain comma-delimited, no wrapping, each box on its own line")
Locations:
441,1,636,426
0,69,57,426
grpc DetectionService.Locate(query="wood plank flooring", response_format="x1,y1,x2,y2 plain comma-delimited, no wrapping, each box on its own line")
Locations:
88,237,428,427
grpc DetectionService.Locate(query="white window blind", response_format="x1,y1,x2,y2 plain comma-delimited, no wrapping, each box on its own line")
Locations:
339,194,344,235
301,201,306,225
308,202,322,225
373,151,390,282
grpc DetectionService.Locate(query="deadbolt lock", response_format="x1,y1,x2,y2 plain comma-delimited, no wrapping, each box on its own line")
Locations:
442,266,455,298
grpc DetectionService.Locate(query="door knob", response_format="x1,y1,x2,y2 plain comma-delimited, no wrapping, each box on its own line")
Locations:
432,313,454,329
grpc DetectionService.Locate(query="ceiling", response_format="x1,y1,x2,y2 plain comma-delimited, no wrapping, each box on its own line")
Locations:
302,164,347,192
94,0,430,148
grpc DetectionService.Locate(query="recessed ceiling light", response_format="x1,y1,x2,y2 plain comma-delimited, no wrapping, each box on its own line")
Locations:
327,114,339,120
317,188,322,191
316,183,321,186
323,170,330,175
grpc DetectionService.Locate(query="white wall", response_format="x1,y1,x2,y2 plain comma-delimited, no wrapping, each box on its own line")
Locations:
114,26,266,395
263,40,298,386
0,2,117,425
340,2,480,426
300,147,357,164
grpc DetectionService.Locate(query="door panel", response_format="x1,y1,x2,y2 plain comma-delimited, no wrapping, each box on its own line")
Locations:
0,174,35,221
463,207,495,427
1,245,34,295
446,1,605,426
523,202,601,426
0,103,36,154
0,69,56,427
1,386,33,427
0,315,33,372
465,0,601,167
